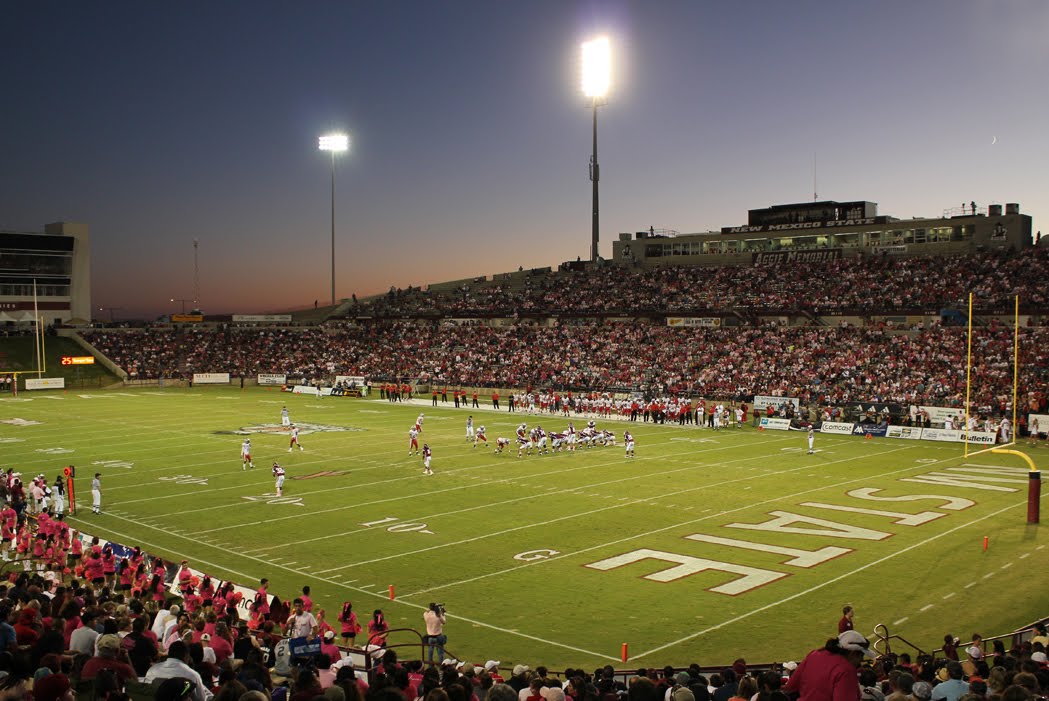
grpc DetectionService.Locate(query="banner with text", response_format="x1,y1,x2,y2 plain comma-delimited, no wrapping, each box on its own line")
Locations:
233,314,292,323
753,395,801,412
666,317,721,328
759,417,792,431
25,377,65,390
257,374,287,386
852,423,888,437
819,421,855,435
886,425,923,440
919,406,965,424
193,373,230,385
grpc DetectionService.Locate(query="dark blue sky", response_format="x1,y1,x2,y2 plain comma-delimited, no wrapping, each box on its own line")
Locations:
2,2,1047,318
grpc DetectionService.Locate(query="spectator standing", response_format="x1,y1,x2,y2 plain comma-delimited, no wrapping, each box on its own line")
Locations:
422,603,447,663
838,606,855,634
785,631,877,701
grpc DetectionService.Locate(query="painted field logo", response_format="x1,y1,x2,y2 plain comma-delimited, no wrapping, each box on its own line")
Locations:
292,470,349,480
216,422,365,436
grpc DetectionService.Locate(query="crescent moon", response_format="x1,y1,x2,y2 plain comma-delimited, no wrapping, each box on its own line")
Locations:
991,136,997,145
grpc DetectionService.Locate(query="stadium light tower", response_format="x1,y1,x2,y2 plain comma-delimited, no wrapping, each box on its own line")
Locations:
582,36,610,263
318,132,350,306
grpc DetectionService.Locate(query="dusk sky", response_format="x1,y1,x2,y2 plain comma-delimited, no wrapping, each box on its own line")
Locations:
3,2,1047,319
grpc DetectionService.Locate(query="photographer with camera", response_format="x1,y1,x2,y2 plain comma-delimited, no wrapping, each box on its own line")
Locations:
422,602,447,663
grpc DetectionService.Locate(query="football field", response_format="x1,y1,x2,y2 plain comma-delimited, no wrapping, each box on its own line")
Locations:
1,387,1046,667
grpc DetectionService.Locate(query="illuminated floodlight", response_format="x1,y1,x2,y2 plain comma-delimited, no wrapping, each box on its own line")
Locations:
318,133,349,152
581,37,611,98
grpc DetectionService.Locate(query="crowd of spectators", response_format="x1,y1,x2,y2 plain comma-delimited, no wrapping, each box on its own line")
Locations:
83,322,1049,410
2,551,1047,701
345,249,1049,318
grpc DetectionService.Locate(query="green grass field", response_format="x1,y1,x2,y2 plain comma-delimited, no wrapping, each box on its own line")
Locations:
1,387,1045,668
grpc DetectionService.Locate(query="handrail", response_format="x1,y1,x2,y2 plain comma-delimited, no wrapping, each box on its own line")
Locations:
872,623,927,658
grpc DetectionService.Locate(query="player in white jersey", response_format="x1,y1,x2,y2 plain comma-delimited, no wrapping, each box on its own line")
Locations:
281,406,291,428
807,426,815,454
1029,417,1041,445
566,422,577,451
624,431,635,457
536,426,548,454
241,439,254,470
474,425,487,448
416,414,425,432
735,407,743,428
999,417,1011,443
272,462,286,496
495,437,511,453
422,444,433,475
288,425,304,452
516,424,530,457
601,430,616,447
466,415,475,441
408,427,420,456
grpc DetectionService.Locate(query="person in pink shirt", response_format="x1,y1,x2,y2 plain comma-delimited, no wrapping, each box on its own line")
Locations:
300,585,313,612
208,622,233,665
102,546,117,587
178,561,193,595
254,579,271,619
338,602,361,646
319,630,342,666
68,531,83,569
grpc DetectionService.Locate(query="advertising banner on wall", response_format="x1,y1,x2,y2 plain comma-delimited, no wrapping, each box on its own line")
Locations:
759,417,792,431
25,377,65,390
886,425,923,440
193,373,230,385
753,395,800,412
819,421,855,435
257,374,287,386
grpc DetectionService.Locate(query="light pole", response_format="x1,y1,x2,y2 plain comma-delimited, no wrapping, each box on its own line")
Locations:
318,132,350,306
170,298,192,314
582,37,610,263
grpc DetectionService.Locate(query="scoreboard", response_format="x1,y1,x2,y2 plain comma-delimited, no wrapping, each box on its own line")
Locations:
60,356,95,365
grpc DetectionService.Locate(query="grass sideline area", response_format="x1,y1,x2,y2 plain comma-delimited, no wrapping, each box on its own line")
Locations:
0,335,118,386
1,386,1045,667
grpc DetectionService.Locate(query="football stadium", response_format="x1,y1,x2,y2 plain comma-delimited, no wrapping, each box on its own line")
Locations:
3,5,1049,701
2,193,1047,689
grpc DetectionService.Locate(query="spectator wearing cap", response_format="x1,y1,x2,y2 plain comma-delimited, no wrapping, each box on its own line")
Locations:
144,641,214,701
31,673,73,701
786,631,878,701
509,666,531,693
911,682,933,701
484,662,504,685
931,662,968,701
81,633,136,684
320,630,341,664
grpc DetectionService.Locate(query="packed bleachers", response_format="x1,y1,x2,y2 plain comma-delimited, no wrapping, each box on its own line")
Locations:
82,323,1049,411
345,249,1049,319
